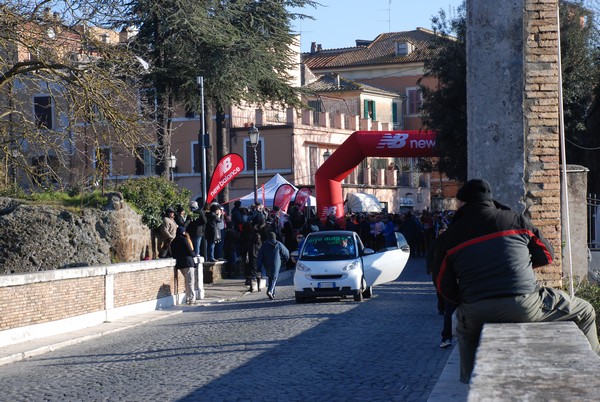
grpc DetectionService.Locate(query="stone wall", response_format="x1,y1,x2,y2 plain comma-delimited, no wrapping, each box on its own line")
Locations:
0,193,152,275
467,0,562,286
0,259,178,348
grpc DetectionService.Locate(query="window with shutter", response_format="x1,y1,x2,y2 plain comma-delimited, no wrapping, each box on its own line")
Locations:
363,100,376,120
406,88,422,115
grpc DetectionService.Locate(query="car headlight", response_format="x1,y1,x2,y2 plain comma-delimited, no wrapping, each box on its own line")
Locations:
342,260,360,271
296,261,310,272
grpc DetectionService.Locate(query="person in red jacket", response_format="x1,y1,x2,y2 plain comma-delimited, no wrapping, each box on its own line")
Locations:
434,179,600,384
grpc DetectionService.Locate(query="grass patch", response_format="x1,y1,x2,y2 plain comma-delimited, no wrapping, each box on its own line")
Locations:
5,190,108,211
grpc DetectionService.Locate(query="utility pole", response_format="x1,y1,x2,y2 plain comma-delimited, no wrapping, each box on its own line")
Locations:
197,76,208,205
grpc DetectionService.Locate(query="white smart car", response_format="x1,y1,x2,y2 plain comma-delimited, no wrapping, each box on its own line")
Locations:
293,230,410,303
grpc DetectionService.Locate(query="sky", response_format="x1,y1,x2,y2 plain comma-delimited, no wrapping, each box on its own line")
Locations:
292,0,463,53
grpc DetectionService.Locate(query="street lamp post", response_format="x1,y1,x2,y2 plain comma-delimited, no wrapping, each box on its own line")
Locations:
323,149,331,161
248,125,260,204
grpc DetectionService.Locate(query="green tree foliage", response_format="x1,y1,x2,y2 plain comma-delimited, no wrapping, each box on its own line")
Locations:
560,1,600,193
118,176,192,229
124,0,318,191
418,2,467,182
419,1,600,187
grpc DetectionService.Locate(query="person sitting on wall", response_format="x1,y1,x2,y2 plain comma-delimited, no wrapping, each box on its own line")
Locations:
434,179,600,384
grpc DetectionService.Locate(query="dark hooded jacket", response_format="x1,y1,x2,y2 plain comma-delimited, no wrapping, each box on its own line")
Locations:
257,233,290,277
433,179,554,305
433,200,554,304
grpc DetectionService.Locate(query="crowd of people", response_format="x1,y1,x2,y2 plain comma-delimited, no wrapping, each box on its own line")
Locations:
151,180,600,385
154,196,460,302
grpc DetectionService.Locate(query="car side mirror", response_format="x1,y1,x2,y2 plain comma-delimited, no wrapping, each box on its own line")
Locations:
362,248,375,256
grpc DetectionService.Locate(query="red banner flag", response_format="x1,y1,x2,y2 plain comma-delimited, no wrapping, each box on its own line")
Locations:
206,153,244,203
273,183,295,213
294,187,312,210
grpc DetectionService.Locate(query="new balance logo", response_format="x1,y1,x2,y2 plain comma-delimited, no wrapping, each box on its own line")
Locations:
376,133,409,149
376,133,435,150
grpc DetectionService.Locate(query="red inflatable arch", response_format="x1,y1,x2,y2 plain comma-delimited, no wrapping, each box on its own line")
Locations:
315,130,437,221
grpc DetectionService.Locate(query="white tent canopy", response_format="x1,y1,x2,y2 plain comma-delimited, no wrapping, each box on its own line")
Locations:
238,174,316,209
344,192,382,213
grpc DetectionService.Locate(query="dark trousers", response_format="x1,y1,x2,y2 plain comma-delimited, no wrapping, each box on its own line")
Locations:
442,301,458,341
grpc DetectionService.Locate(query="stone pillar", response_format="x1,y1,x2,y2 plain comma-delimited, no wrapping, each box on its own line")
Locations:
286,108,296,125
562,166,589,280
301,109,313,126
334,113,346,130
467,0,562,284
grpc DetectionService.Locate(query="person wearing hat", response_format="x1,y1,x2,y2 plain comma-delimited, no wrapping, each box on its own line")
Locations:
174,205,187,227
158,207,177,258
170,226,196,304
230,200,244,233
433,179,600,384
434,179,600,383
257,232,289,300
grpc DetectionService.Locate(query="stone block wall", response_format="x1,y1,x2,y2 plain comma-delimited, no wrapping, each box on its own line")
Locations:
0,259,178,347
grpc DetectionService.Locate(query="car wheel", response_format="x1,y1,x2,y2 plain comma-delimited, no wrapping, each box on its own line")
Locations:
363,286,373,298
353,289,363,302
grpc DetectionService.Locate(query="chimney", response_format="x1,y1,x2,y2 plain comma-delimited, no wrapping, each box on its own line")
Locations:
336,74,341,89
317,44,323,52
311,42,317,53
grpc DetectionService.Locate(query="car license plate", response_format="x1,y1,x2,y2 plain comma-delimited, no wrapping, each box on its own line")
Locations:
318,282,335,288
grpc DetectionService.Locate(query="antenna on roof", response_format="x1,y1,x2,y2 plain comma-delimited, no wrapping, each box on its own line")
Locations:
389,0,392,32
380,0,392,32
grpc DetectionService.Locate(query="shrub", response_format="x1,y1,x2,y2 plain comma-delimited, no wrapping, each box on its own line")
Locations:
118,176,192,229
570,278,600,336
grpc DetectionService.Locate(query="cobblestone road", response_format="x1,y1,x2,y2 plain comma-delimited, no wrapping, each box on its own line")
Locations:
0,257,453,402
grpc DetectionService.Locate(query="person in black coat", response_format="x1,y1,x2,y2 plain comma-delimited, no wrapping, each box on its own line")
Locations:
186,201,207,258
170,226,196,305
257,232,290,300
205,203,223,262
434,179,599,384
239,221,262,291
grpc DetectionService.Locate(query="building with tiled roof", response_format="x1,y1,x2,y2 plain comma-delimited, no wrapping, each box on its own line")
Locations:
303,28,439,70
302,28,446,130
301,28,458,205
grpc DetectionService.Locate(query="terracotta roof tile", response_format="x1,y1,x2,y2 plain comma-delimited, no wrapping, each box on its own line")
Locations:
306,73,400,97
302,28,443,70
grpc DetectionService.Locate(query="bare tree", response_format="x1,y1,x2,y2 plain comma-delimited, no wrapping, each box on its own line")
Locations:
0,1,152,192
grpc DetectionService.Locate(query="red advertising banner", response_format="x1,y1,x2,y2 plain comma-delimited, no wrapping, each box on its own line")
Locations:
273,183,295,213
206,153,244,203
294,187,312,210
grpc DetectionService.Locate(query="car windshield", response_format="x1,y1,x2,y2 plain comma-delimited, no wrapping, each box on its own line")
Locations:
300,234,356,260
